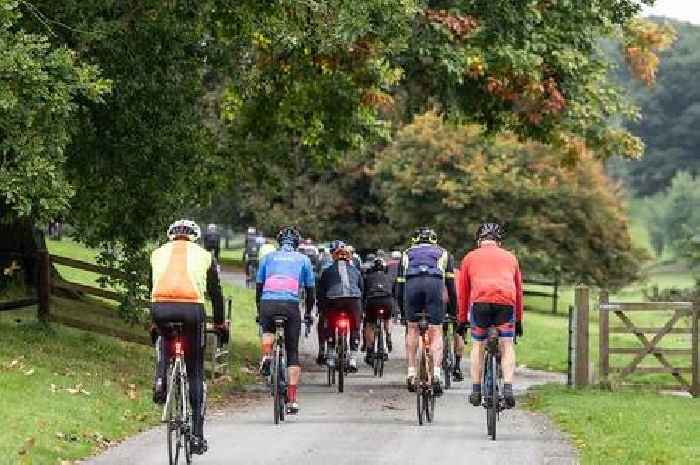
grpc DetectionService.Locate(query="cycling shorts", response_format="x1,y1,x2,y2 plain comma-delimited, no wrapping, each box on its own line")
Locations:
364,296,393,324
260,300,301,366
405,275,445,325
470,302,514,341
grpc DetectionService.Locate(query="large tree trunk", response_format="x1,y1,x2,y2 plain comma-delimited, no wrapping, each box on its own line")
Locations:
0,217,45,287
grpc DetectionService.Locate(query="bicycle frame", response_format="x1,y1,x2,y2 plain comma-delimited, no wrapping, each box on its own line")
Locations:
272,317,288,424
416,312,435,425
325,312,350,392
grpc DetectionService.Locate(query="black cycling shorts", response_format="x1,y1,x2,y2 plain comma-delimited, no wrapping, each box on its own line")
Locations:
260,300,301,366
364,296,393,324
469,302,515,341
405,275,445,325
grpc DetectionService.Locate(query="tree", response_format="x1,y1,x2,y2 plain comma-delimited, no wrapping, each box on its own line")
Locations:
375,112,646,288
0,1,109,224
612,19,700,195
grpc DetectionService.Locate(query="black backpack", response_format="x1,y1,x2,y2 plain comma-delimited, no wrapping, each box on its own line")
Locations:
364,270,392,299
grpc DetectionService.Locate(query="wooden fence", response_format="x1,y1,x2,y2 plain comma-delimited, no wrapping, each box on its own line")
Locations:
524,273,560,314
598,292,699,397
0,250,50,319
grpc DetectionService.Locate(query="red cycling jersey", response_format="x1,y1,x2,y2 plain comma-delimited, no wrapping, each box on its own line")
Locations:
457,242,523,324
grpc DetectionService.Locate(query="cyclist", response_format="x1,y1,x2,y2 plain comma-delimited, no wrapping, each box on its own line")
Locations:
244,227,260,284
397,227,457,395
449,267,466,382
315,241,341,364
257,227,315,415
317,241,364,372
202,223,221,260
386,250,402,319
150,219,227,455
457,223,523,409
363,256,394,365
298,238,320,274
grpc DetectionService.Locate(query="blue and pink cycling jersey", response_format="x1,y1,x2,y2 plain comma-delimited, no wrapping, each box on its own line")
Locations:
257,246,315,302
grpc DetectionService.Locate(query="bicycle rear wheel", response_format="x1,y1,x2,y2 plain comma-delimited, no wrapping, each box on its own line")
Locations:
443,332,452,390
166,370,181,465
424,390,434,423
416,389,424,425
273,345,281,424
338,333,345,393
487,354,497,440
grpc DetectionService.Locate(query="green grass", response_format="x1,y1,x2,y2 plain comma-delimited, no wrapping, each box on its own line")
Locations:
219,247,244,269
0,321,158,465
524,385,700,465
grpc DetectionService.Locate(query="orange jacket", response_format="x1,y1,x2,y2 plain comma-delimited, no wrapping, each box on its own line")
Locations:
457,243,523,323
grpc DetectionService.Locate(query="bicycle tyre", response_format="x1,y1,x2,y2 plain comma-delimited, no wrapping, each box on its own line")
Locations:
166,368,181,465
182,374,192,465
443,333,452,390
487,355,497,440
338,333,345,393
424,390,433,423
273,345,281,425
374,323,382,377
416,389,424,425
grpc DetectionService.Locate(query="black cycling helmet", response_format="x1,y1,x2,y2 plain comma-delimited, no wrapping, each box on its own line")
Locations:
372,257,386,272
475,223,505,242
411,227,438,244
277,226,301,249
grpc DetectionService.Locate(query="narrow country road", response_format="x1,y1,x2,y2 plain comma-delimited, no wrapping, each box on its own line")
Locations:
82,271,577,465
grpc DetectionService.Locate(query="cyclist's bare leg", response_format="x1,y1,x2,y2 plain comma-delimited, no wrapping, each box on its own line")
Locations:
288,366,300,385
260,333,274,373
470,340,485,384
405,322,419,373
498,338,515,383
454,333,465,361
428,324,443,368
364,321,375,351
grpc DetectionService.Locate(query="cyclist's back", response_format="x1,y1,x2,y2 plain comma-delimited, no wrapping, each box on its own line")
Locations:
257,227,315,414
457,223,523,409
151,220,225,455
318,244,364,371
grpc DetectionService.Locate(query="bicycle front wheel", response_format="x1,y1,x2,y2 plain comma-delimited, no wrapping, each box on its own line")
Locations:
424,390,434,424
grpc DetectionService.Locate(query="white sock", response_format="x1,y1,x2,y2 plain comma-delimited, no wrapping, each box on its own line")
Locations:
408,366,416,378
434,366,442,379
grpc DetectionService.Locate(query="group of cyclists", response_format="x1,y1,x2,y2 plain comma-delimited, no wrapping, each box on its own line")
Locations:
148,219,524,456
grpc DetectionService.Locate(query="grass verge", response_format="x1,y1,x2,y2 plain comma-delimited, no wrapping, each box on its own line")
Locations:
524,384,700,465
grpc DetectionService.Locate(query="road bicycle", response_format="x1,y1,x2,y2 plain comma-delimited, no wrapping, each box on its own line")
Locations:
442,315,456,390
483,327,505,440
372,306,390,377
325,312,351,393
162,323,194,465
270,316,288,424
415,312,435,425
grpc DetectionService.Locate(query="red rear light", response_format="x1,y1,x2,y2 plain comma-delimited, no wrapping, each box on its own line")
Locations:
173,339,185,356
338,318,349,329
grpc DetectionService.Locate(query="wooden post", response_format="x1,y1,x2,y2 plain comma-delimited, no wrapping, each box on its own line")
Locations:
37,249,51,322
574,285,590,387
692,304,699,398
552,271,560,314
599,290,610,389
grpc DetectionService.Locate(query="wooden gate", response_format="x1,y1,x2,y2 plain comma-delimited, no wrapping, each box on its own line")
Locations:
598,293,699,397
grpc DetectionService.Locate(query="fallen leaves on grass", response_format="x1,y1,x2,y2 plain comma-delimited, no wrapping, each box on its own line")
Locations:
50,383,91,396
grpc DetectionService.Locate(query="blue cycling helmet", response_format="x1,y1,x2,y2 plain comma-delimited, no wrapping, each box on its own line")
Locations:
329,240,346,253
277,226,301,249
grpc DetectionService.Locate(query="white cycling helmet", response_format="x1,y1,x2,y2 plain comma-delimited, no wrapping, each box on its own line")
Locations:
391,250,402,259
167,219,201,242
207,223,217,232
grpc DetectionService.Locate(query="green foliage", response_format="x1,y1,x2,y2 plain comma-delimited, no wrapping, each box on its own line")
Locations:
0,0,109,223
616,20,700,195
376,112,646,287
644,171,700,262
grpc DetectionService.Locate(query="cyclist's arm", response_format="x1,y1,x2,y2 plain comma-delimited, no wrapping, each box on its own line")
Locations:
206,258,225,325
301,257,315,315
514,261,524,322
457,258,470,324
255,255,267,311
444,253,457,317
396,253,407,318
